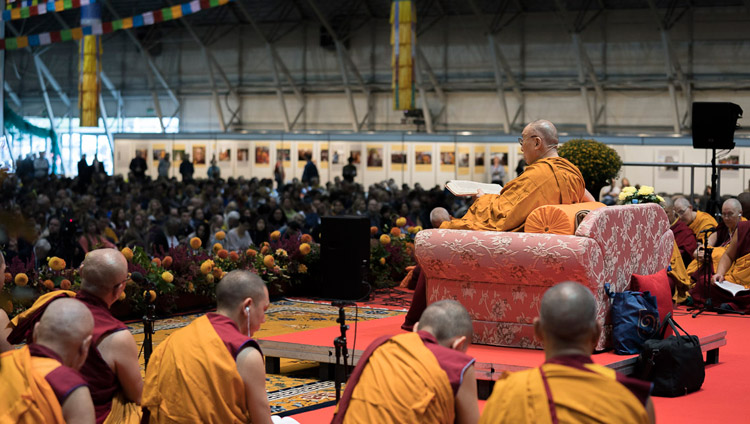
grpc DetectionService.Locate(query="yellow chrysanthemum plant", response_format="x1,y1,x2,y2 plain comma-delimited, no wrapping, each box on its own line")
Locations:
368,216,420,289
618,185,664,205
558,138,623,198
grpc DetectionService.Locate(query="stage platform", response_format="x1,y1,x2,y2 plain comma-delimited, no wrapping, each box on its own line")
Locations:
258,310,726,382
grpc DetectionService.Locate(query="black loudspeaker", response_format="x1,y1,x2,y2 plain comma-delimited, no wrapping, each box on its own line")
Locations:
320,216,370,300
692,102,743,149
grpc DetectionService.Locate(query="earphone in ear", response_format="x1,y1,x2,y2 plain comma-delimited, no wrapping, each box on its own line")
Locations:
245,306,250,313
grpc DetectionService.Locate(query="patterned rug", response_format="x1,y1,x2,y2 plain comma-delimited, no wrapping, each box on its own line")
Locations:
129,298,406,416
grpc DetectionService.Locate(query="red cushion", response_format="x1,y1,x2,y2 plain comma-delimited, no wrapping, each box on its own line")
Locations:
630,269,674,338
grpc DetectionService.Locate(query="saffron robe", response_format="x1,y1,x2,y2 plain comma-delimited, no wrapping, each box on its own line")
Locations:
441,157,586,232
688,211,718,242
0,344,86,424
332,331,475,424
8,290,132,424
669,241,693,303
479,355,651,424
142,313,262,423
692,221,750,311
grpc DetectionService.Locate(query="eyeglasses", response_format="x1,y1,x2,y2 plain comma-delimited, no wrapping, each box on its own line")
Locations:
722,212,740,218
674,209,688,216
518,135,539,146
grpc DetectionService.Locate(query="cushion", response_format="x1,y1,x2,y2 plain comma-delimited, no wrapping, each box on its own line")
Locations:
630,268,674,338
525,202,606,235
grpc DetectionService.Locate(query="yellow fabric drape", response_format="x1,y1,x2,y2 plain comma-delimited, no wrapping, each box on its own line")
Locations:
78,35,102,127
725,252,750,287
669,241,693,303
390,0,416,110
480,363,649,424
343,332,454,424
102,392,141,424
689,211,718,242
0,346,66,424
9,290,76,329
142,315,250,423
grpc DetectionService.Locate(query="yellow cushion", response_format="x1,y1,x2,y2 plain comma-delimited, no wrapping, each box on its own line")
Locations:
525,202,606,235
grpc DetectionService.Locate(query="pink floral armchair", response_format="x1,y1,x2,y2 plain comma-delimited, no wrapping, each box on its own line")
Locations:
414,203,673,351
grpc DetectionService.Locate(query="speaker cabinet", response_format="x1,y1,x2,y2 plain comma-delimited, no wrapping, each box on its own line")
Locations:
692,102,743,149
320,216,370,300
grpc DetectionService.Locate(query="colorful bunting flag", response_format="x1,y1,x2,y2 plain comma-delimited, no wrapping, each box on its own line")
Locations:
2,0,93,21
0,0,233,50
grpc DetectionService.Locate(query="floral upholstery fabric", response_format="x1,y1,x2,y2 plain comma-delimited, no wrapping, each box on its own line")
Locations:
415,203,673,351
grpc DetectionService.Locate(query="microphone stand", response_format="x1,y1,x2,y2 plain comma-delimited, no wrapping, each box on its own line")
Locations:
142,282,157,369
332,300,354,402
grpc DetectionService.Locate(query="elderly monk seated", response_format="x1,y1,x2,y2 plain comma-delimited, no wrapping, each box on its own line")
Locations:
1,298,95,423
692,220,750,312
8,248,143,424
686,199,745,277
674,197,718,242
480,282,655,424
334,300,479,424
142,270,272,424
660,198,696,303
403,119,594,330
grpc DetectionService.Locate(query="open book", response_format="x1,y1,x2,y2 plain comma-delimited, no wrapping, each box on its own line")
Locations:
713,280,750,297
445,180,503,197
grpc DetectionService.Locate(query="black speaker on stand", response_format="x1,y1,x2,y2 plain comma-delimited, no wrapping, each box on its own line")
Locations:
320,216,371,300
691,102,743,217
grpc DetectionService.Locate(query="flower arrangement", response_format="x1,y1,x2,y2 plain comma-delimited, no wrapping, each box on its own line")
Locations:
1,256,81,317
558,139,622,197
618,185,664,205
369,217,418,288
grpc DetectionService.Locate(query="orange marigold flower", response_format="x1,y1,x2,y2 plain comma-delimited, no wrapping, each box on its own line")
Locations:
413,226,423,232
299,243,311,255
273,266,281,274
121,247,134,261
161,272,174,283
264,255,275,268
261,245,270,255
143,290,157,302
60,279,72,290
298,264,308,273
212,267,223,279
270,231,281,241
3,300,13,314
300,234,313,244
213,243,223,253
246,249,257,257
396,217,407,228
4,272,11,284
14,273,28,286
379,235,391,245
370,226,378,236
200,260,214,275
217,249,229,259
162,256,173,268
407,226,417,234
48,256,66,271
118,291,126,301
390,227,401,237
379,257,386,265
215,231,226,240
220,271,227,280
152,257,161,267
190,237,202,249
43,279,55,290
229,251,240,262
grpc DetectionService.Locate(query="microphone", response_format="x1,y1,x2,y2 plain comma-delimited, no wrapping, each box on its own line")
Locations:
699,227,716,234
130,271,146,284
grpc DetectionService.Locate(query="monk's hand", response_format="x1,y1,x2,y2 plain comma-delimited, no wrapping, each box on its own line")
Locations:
472,189,485,201
712,273,724,284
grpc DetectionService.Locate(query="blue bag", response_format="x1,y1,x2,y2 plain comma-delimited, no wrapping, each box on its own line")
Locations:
605,283,660,355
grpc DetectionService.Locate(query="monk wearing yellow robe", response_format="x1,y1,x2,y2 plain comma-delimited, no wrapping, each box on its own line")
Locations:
142,270,272,424
661,198,696,302
480,282,655,424
685,199,745,285
674,197,718,242
1,298,96,424
334,300,478,424
7,249,143,424
440,120,593,232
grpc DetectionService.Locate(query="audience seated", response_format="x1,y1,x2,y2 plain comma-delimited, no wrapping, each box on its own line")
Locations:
8,249,143,424
1,298,95,423
142,270,272,423
479,282,655,424
333,300,478,424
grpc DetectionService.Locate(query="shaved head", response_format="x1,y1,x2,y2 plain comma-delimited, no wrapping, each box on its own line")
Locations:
661,196,674,217
528,120,559,147
80,248,128,298
723,198,742,214
674,197,692,211
418,300,473,346
216,270,267,311
430,207,450,228
35,298,94,369
538,282,597,347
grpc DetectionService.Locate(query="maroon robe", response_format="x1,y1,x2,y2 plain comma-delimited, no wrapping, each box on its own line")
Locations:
28,343,88,405
672,220,698,269
691,221,750,312
205,313,262,359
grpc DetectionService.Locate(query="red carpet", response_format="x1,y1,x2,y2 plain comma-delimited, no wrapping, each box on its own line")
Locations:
278,306,749,423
